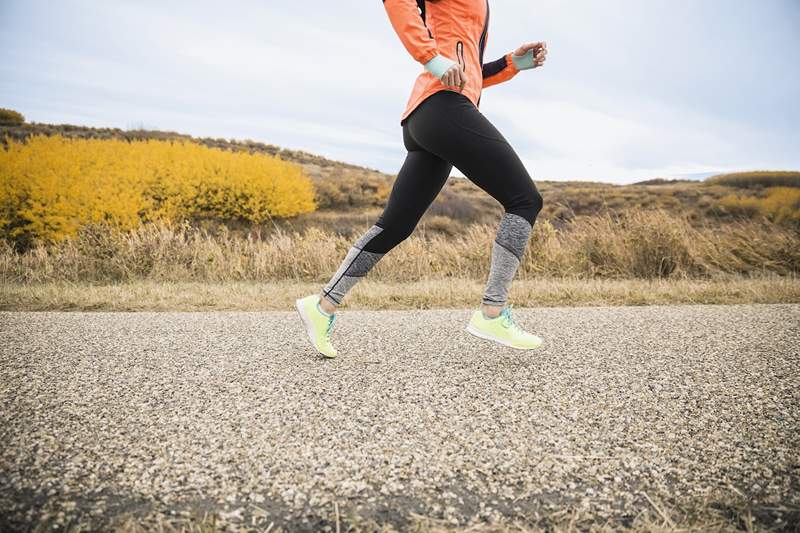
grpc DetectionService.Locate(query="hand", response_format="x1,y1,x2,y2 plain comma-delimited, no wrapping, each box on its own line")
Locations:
514,41,547,68
441,63,467,91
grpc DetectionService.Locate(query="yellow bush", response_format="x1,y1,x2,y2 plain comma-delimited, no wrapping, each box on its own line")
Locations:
0,135,317,245
719,187,800,224
718,194,761,218
760,187,800,224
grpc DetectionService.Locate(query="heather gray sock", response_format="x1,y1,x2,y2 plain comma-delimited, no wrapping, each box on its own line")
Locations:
482,212,533,306
320,225,386,307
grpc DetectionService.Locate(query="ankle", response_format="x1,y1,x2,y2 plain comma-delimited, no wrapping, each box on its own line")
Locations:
318,294,338,315
481,303,503,319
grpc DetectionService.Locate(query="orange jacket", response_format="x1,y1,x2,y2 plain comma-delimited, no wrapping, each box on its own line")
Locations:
383,0,521,124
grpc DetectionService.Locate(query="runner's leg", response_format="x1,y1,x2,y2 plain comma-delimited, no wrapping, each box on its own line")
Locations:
406,90,543,309
320,122,453,308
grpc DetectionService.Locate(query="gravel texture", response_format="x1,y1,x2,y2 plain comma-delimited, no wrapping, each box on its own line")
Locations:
1,304,798,531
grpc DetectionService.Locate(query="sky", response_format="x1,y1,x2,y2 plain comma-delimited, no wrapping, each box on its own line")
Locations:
1,0,798,184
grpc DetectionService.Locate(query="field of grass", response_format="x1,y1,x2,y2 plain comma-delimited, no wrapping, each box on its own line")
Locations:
3,210,798,283
2,120,799,310
2,210,798,310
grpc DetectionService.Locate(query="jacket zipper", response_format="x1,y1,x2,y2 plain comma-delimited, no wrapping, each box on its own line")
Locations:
478,0,490,66
476,0,490,107
456,41,466,73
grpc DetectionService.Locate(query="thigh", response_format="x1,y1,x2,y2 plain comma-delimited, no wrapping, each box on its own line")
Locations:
366,134,453,252
408,90,540,209
377,148,452,229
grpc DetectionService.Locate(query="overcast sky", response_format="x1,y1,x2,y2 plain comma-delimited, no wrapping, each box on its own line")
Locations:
1,0,798,183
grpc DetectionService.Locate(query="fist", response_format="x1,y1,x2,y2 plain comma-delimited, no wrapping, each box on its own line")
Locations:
441,63,468,91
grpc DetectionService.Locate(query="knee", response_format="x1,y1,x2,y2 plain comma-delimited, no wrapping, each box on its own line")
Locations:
508,189,543,226
361,222,416,254
531,189,544,218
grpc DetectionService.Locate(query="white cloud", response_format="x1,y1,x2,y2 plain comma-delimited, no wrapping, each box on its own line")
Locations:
1,0,798,183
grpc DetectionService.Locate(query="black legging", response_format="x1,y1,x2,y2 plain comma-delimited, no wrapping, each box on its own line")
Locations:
320,89,544,308
363,89,543,254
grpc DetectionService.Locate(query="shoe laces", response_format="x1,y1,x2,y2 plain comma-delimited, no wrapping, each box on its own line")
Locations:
500,304,523,333
325,313,336,341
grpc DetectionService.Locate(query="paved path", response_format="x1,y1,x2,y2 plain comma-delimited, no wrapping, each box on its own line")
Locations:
1,305,798,531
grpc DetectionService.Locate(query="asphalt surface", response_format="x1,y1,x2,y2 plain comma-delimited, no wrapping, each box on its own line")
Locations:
1,304,799,531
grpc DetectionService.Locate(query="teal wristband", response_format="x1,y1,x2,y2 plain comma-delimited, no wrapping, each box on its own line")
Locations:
423,54,457,79
511,49,536,70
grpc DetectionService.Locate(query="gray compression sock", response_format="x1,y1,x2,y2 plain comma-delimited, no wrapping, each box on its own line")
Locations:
481,212,533,306
321,225,386,306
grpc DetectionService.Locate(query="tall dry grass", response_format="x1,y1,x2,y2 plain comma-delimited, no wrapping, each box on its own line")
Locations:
2,210,797,285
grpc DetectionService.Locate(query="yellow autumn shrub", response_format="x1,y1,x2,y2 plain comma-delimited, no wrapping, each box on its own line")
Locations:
759,187,800,224
719,186,800,224
0,135,317,245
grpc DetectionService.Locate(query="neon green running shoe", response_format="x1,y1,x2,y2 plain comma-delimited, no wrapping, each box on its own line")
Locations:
465,303,543,350
295,294,338,359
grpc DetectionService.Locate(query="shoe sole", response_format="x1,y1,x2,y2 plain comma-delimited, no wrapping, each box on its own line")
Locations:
295,297,337,359
465,323,542,350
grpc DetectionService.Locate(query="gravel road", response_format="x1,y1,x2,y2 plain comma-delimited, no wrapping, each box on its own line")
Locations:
1,304,798,531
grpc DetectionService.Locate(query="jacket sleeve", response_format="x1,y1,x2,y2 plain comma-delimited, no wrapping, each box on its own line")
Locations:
382,0,441,65
482,52,520,88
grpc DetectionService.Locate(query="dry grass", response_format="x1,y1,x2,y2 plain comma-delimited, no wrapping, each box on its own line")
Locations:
2,277,798,311
2,208,797,310
2,211,797,286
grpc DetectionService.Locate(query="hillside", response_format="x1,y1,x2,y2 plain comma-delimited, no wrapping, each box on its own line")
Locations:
2,121,799,242
2,119,799,310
